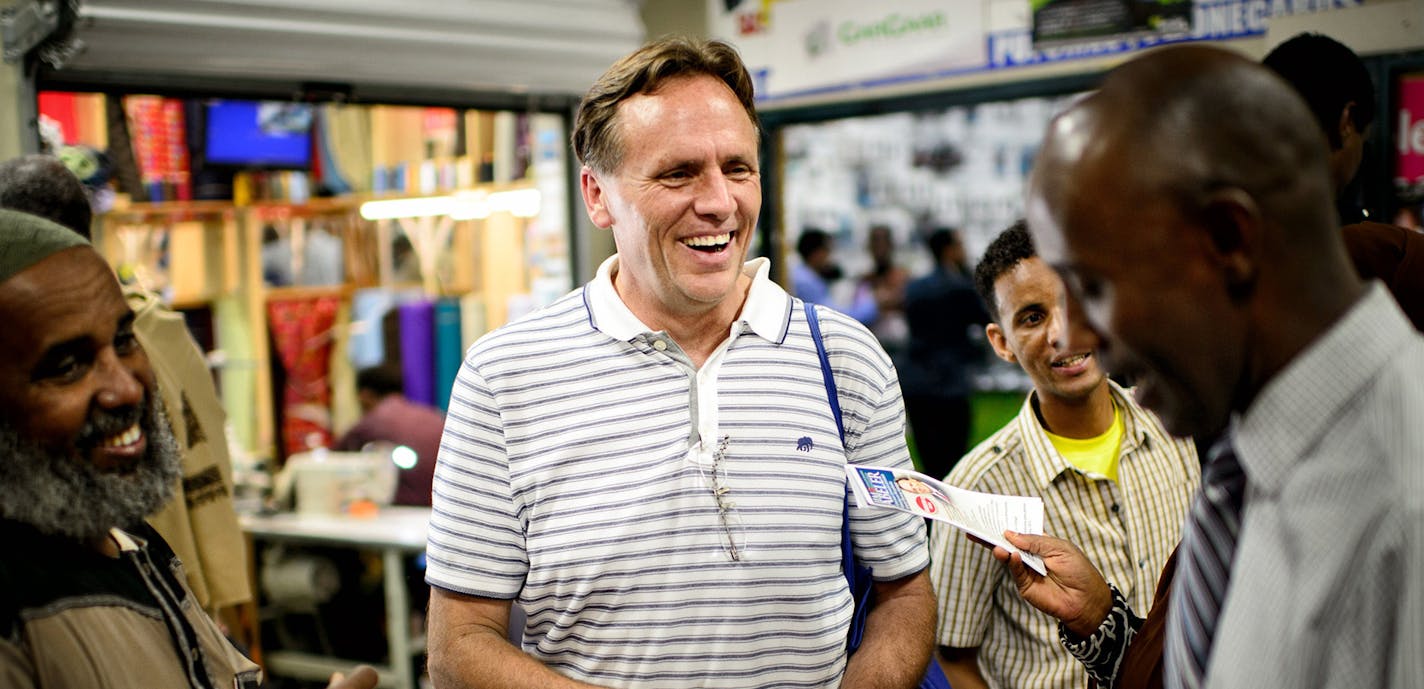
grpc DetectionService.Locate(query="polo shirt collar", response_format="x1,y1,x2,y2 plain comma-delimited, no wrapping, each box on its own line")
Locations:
1017,378,1164,490
583,254,792,344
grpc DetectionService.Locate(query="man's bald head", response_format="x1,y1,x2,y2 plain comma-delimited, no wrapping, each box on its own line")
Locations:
0,155,92,238
1031,45,1336,253
1025,45,1363,440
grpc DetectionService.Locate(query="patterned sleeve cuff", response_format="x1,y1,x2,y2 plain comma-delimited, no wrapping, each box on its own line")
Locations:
1058,584,1144,687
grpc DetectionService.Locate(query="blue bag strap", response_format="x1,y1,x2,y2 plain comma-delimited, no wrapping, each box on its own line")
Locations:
807,304,952,688
806,304,867,645
806,303,846,443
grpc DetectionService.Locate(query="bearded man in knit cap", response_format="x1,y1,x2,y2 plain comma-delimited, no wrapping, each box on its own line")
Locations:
0,209,376,689
0,153,254,620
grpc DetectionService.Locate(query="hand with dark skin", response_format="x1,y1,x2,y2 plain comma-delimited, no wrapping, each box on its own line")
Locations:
979,531,1115,638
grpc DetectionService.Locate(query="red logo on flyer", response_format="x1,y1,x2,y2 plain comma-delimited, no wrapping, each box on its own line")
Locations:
915,495,938,514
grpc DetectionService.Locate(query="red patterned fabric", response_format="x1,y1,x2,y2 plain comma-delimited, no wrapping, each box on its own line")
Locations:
267,297,340,459
122,95,191,200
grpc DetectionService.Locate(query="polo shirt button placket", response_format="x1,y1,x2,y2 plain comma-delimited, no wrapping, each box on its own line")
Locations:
652,339,668,352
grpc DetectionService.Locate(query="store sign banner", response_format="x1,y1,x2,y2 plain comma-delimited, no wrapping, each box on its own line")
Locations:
1031,0,1191,47
718,0,985,101
1398,74,1424,189
989,0,1359,67
716,0,1363,102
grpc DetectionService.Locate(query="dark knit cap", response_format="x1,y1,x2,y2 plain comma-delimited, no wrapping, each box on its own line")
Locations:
0,208,88,284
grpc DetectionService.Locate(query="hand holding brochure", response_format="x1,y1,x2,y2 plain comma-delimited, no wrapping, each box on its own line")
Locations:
846,465,1047,576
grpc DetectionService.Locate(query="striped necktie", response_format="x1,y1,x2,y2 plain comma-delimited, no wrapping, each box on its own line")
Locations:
1164,438,1247,689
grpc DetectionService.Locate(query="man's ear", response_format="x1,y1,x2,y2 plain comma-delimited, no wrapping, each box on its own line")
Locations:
985,322,1017,364
1337,102,1358,147
1198,188,1261,299
580,166,614,229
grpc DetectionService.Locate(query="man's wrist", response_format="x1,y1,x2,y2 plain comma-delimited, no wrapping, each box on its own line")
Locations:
1059,584,1143,686
1065,580,1116,638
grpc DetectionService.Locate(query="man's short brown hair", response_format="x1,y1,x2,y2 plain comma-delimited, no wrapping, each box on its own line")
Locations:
572,36,759,174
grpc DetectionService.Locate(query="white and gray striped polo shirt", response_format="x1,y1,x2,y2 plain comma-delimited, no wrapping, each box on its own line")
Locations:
427,256,928,688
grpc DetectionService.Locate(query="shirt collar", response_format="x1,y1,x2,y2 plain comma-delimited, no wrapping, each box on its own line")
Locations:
583,255,792,344
1235,284,1412,493
1017,378,1166,490
109,527,142,552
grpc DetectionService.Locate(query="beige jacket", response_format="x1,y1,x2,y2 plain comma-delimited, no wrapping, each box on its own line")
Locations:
0,523,261,688
130,289,252,612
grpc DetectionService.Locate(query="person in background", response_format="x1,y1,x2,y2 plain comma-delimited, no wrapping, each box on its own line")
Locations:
424,36,934,689
1397,202,1424,232
0,209,377,689
1263,32,1424,330
1013,44,1423,689
0,153,253,622
260,222,345,288
792,227,878,325
334,364,443,507
1263,32,1375,225
0,153,92,232
928,221,1198,689
260,224,293,286
861,224,911,357
900,227,989,478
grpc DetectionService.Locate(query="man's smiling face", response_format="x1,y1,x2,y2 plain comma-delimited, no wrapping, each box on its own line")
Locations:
0,248,179,540
580,74,762,323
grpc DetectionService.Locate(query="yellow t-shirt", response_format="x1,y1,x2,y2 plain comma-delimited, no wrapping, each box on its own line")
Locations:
1045,403,1124,482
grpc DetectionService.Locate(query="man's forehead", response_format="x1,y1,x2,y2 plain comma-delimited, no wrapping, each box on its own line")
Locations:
1023,196,1071,266
1028,225,1099,286
617,88,668,127
618,75,751,131
997,256,1060,300
1026,115,1139,272
0,249,128,348
1042,104,1102,170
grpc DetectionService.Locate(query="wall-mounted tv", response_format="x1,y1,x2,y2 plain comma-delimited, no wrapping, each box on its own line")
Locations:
204,100,312,169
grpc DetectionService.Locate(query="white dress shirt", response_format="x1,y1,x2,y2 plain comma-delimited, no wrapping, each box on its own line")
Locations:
1209,284,1424,688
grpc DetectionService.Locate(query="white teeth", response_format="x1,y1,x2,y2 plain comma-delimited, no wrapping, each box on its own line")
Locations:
1054,353,1089,367
683,233,732,247
101,423,141,448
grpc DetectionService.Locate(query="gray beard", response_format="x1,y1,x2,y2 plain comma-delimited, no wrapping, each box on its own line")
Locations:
0,394,182,542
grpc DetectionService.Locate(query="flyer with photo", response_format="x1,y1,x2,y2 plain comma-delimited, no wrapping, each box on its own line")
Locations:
846,465,1047,575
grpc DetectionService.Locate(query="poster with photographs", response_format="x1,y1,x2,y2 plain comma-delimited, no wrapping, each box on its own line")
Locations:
781,93,1078,278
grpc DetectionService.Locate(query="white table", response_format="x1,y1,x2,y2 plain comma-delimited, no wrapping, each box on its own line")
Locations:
241,506,430,689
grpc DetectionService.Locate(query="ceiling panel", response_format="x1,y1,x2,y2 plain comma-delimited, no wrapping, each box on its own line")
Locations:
52,0,645,97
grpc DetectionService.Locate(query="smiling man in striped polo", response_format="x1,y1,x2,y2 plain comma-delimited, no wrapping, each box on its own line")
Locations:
424,37,935,689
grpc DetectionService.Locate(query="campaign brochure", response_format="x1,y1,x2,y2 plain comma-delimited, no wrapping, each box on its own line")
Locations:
846,465,1047,575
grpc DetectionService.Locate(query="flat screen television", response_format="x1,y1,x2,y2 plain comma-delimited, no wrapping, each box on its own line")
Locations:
203,99,313,168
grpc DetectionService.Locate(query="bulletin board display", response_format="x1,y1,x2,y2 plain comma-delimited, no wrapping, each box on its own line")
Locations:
779,92,1079,276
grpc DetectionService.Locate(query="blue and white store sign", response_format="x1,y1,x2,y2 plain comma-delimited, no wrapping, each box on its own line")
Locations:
713,0,1365,103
